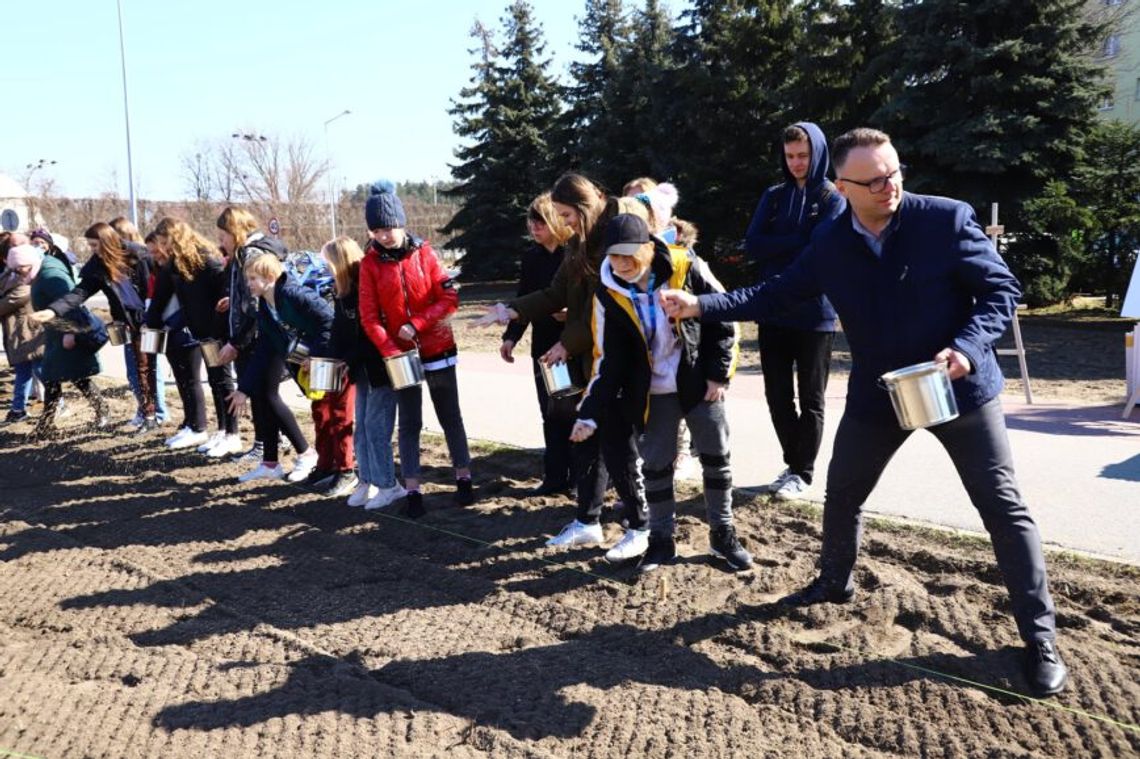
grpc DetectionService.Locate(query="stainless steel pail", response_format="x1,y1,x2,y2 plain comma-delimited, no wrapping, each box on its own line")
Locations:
309,357,347,392
384,350,425,389
539,360,584,399
878,361,959,430
199,339,227,367
139,327,168,355
106,321,129,347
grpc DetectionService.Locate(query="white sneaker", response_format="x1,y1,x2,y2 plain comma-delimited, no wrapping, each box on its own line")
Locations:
287,449,319,483
197,431,226,453
765,467,793,493
206,433,244,458
347,482,378,507
126,411,145,429
773,474,810,501
164,426,192,447
605,527,650,563
364,483,408,511
546,520,604,548
169,429,210,450
238,463,285,483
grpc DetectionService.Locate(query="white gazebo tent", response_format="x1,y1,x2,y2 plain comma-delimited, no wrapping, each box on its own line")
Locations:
0,173,35,232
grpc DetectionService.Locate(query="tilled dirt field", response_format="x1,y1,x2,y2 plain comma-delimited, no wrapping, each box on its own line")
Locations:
0,383,1137,758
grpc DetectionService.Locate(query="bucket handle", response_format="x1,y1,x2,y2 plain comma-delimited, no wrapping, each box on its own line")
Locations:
877,360,951,391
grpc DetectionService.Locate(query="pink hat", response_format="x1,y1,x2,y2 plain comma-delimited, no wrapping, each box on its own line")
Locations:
6,243,45,283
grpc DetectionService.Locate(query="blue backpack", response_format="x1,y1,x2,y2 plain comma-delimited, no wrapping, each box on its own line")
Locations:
285,251,335,303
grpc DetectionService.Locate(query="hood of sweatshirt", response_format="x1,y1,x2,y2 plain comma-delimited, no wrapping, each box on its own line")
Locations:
779,120,832,190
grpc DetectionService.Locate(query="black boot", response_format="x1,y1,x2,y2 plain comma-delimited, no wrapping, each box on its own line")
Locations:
637,534,677,574
405,491,426,519
709,524,753,571
454,477,475,506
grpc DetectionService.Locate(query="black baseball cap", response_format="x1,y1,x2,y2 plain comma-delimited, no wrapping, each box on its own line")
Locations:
603,213,650,256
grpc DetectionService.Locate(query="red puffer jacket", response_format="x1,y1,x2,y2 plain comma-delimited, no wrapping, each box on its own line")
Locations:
359,237,459,364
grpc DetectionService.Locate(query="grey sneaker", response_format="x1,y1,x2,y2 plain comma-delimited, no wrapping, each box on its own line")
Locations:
765,467,793,493
772,474,809,501
321,471,359,498
234,441,264,463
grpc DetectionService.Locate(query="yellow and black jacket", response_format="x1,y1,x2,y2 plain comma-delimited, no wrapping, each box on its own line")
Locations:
577,240,738,431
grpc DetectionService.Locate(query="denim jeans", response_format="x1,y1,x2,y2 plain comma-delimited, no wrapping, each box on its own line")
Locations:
396,365,471,480
125,343,168,421
11,360,40,414
354,367,398,488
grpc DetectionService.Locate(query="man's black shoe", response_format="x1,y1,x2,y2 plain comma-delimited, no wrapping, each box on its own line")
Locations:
405,491,426,519
778,576,855,607
637,534,676,574
1024,640,1068,696
709,524,753,571
454,477,475,506
527,481,570,497
3,410,28,424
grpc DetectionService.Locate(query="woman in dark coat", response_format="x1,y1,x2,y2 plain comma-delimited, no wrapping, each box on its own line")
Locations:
31,222,156,429
21,245,108,437
147,218,240,455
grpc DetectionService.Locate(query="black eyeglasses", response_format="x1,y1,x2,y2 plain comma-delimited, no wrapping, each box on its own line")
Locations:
839,164,906,194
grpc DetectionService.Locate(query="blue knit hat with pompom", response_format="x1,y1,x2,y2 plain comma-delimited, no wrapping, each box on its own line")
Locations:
364,179,407,230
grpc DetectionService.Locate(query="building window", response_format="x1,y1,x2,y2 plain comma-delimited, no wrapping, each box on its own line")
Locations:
1100,94,1116,111
1104,35,1121,58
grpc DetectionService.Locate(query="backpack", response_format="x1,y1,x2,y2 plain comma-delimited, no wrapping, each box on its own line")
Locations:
285,250,336,303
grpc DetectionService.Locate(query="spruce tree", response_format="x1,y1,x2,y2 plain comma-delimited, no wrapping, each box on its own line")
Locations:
872,0,1111,219
442,3,564,279
661,0,800,266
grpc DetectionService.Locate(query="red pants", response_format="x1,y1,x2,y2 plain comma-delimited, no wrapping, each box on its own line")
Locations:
311,385,355,472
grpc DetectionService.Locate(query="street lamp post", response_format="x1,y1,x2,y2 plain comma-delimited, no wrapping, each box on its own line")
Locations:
116,0,138,225
323,109,351,238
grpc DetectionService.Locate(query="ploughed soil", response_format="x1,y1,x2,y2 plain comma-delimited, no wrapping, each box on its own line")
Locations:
1,372,1138,758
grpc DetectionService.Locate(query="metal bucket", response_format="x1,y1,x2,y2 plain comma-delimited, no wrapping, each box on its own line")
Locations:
286,337,311,366
539,360,584,399
139,327,168,355
200,338,228,368
879,361,959,430
309,357,347,393
106,321,129,347
384,349,425,390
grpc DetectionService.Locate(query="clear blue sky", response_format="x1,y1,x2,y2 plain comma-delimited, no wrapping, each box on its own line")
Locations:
3,0,658,201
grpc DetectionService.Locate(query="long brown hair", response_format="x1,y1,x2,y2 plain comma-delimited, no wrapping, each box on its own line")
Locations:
84,221,129,282
216,207,260,250
550,173,611,283
321,236,364,298
154,217,219,282
109,216,144,244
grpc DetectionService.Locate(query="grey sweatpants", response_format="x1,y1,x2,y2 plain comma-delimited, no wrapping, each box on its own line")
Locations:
639,393,733,538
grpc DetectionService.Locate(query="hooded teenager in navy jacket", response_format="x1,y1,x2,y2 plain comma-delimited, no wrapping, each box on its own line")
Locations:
660,128,1068,698
743,122,845,499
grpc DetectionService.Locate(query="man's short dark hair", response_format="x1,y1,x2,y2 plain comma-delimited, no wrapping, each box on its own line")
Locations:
832,128,891,169
783,125,809,144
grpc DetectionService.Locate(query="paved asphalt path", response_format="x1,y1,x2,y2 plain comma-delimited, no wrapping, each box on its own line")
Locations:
93,342,1140,564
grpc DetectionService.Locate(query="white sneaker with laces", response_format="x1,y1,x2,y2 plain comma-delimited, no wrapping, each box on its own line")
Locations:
207,433,244,458
287,450,319,483
364,483,408,510
546,520,604,548
605,527,650,563
765,467,793,493
347,482,378,507
169,429,210,450
197,430,226,453
164,426,192,447
773,474,810,501
238,463,285,483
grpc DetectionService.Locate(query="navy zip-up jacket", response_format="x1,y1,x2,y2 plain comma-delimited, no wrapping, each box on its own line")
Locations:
743,121,843,331
702,193,1018,422
238,273,333,396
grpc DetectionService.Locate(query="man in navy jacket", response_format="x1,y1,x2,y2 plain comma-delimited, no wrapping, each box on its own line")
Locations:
743,122,845,499
660,128,1067,697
